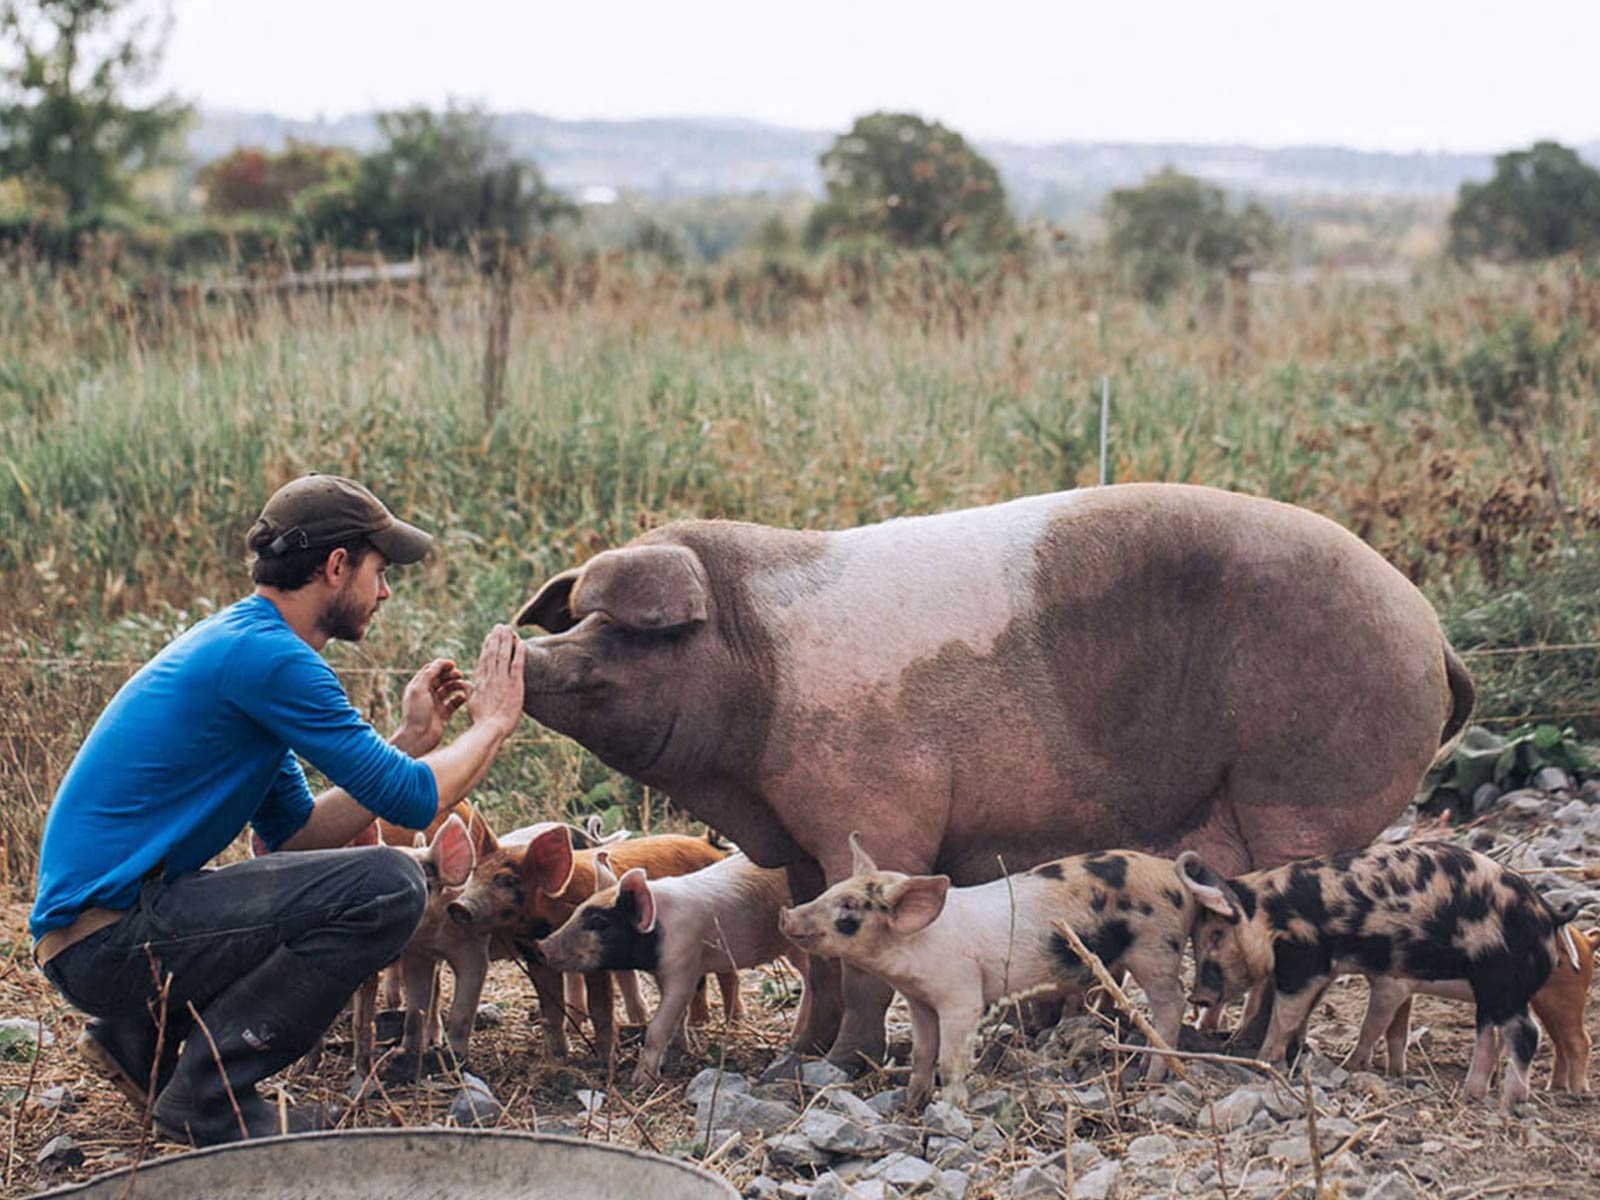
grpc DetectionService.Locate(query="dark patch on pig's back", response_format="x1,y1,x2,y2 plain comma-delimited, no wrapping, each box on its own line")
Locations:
1049,919,1133,975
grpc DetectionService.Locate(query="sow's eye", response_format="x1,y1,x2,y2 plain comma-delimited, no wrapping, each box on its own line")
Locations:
1208,929,1225,949
581,908,612,931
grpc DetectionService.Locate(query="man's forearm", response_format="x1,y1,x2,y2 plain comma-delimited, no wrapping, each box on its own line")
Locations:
422,719,512,812
280,721,512,852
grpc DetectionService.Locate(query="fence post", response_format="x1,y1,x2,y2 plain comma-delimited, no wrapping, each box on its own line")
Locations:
1227,263,1252,373
482,232,514,423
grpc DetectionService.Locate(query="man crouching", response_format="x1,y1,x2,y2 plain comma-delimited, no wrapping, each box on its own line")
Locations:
30,474,525,1145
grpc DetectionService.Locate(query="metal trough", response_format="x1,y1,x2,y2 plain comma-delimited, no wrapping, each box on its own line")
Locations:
38,1129,740,1200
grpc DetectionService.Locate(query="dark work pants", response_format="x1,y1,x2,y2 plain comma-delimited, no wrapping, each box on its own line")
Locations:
43,846,427,1027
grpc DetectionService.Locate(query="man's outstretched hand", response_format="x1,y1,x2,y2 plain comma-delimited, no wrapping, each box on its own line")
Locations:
467,625,527,739
393,657,469,755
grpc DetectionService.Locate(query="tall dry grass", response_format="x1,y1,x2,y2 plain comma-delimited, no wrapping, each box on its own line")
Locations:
2,241,1598,890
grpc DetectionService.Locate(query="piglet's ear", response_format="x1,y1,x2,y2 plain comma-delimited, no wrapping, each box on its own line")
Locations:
885,875,950,934
848,831,878,877
1176,851,1238,920
347,822,380,848
619,867,657,934
429,815,476,887
249,831,269,858
594,848,618,888
524,826,576,896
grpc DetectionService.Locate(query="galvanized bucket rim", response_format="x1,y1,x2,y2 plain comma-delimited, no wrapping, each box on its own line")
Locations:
36,1127,741,1199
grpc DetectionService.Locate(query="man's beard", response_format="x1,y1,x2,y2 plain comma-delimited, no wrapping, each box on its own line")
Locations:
319,588,375,642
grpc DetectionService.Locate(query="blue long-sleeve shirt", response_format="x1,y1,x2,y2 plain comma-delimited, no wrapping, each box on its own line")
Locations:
30,594,438,937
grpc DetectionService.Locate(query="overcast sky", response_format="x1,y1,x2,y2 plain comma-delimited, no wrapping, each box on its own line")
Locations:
161,1,1598,153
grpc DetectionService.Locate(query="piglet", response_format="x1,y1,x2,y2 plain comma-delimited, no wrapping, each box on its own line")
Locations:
380,813,484,1081
779,834,1194,1108
536,851,806,1084
1180,841,1572,1111
1348,924,1593,1092
447,827,732,1059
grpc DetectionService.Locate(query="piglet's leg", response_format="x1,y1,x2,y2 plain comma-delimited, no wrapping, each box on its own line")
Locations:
525,958,571,1060
1348,977,1410,1073
718,971,746,1023
934,1002,983,1110
563,972,589,1036
635,975,699,1086
905,998,941,1112
444,942,490,1068
1498,1013,1537,1111
1134,965,1187,1085
352,973,379,1077
1532,976,1589,1093
584,971,616,1061
1384,995,1413,1076
1257,981,1325,1065
1463,1019,1498,1101
616,971,650,1025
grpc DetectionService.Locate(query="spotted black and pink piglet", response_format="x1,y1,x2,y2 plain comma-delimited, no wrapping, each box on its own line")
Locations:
779,835,1197,1108
1179,840,1575,1111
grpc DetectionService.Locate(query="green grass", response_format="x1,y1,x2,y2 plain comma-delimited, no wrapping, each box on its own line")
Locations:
1,248,1596,888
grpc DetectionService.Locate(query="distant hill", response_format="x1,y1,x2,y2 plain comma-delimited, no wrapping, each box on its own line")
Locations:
190,110,1600,217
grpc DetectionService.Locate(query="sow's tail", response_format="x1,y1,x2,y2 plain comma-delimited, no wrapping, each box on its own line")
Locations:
1439,642,1476,748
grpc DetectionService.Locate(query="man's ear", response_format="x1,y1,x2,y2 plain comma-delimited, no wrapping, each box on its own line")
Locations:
884,875,951,934
523,826,576,896
319,545,351,585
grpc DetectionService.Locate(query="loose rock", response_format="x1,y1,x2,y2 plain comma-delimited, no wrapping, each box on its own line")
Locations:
450,1073,501,1127
697,1090,799,1138
922,1100,973,1140
473,1002,502,1029
1074,1160,1122,1200
36,1135,84,1170
799,1060,852,1089
800,1108,883,1156
1126,1133,1176,1164
863,1151,940,1191
766,1133,834,1170
687,1067,751,1106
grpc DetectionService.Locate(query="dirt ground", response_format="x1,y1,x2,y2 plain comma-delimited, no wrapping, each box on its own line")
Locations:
3,890,1600,1200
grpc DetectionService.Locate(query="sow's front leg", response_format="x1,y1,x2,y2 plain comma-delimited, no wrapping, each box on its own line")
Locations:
762,859,842,1081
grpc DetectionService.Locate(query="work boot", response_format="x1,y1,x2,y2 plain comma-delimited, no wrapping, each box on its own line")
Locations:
78,1012,190,1112
152,946,353,1146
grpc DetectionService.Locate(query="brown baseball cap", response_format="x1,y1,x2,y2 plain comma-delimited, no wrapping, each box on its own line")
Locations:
250,474,432,564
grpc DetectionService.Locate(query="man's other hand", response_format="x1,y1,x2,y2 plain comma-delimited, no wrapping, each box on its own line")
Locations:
394,658,469,755
467,625,526,739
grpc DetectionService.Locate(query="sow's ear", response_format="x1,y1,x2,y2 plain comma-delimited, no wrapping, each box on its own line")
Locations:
885,875,951,934
516,568,582,632
570,545,709,631
1176,850,1239,920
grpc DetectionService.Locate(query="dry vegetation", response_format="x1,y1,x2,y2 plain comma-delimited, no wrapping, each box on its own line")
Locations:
1,242,1598,1195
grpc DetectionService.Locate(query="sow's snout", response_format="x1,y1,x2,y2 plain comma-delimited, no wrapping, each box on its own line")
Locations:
518,625,599,711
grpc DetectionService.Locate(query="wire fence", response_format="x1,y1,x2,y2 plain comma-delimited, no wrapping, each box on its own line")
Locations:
3,640,1597,728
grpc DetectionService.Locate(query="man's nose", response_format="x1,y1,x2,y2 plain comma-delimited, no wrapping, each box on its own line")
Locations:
378,575,391,601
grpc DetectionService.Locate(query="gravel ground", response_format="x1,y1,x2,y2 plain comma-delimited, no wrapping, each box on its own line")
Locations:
4,785,1600,1199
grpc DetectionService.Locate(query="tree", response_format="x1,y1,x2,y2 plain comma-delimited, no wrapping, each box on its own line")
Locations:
199,140,354,216
1448,141,1600,261
301,105,575,253
1105,168,1278,300
805,112,1015,251
0,0,190,217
